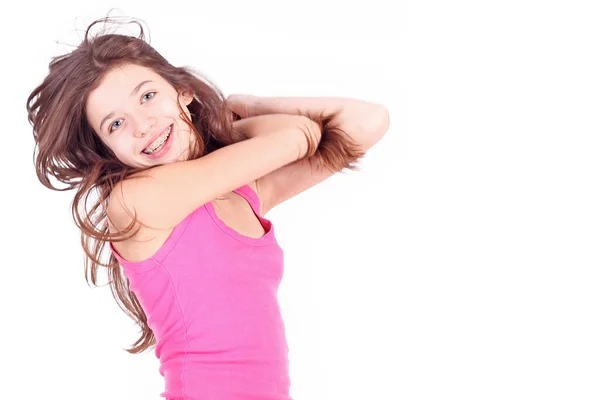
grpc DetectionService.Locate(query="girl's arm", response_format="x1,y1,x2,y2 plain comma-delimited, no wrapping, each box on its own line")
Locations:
228,95,389,151
108,115,322,232
227,95,390,215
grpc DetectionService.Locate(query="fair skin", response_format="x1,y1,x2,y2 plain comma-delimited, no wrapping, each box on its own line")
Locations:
86,63,321,262
85,63,389,262
227,95,390,214
85,64,197,167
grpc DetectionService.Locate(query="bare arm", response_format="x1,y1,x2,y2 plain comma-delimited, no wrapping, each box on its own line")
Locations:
109,114,321,230
227,95,389,151
226,95,390,214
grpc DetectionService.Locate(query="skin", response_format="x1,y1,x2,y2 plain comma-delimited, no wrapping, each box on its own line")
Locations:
87,63,389,263
88,64,277,261
85,63,195,167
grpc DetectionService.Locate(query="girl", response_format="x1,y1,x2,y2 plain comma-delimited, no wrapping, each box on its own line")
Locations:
26,17,389,400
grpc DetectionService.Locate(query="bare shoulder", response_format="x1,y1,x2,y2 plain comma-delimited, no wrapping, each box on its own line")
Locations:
106,180,136,233
106,179,173,263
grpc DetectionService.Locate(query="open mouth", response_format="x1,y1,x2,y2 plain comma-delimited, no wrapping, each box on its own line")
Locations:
142,124,173,155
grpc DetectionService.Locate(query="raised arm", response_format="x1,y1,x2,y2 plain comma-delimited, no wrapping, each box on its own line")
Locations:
227,95,389,151
108,114,321,231
226,95,390,214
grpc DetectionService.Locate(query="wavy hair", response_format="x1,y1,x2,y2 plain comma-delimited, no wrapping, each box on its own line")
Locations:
26,16,364,354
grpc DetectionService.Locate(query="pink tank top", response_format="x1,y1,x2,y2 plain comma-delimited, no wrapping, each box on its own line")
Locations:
110,184,291,400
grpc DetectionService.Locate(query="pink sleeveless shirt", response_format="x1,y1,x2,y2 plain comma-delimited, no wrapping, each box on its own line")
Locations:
109,184,292,400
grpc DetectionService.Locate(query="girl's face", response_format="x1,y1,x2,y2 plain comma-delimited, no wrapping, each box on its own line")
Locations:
85,63,195,168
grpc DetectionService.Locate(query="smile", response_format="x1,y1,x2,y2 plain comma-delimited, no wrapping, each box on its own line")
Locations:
142,124,173,155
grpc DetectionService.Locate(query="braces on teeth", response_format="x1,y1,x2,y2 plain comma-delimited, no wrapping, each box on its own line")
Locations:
144,126,172,154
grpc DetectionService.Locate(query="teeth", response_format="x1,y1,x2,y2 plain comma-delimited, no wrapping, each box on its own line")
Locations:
143,126,172,154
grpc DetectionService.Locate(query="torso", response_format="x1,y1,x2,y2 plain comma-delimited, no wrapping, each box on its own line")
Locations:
110,181,265,263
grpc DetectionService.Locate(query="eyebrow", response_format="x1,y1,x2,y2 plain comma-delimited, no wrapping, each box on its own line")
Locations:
98,80,153,132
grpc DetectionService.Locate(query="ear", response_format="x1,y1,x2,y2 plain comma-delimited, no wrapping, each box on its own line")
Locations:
180,89,194,106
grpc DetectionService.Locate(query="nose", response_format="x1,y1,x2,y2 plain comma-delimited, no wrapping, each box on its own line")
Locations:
135,115,157,138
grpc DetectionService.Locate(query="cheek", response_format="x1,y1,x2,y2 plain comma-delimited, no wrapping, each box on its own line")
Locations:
181,127,194,142
159,97,182,114
106,136,138,158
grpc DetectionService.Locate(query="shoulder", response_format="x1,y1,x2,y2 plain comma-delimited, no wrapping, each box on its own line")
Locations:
106,168,165,231
106,180,138,235
106,179,173,263
106,171,155,232
106,171,158,229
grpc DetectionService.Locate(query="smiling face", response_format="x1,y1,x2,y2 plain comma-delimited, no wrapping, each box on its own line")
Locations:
85,63,196,168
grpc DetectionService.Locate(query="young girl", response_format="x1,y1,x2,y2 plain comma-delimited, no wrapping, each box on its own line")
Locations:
26,17,389,400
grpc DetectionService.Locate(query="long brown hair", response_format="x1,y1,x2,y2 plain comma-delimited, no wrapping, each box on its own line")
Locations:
26,16,364,354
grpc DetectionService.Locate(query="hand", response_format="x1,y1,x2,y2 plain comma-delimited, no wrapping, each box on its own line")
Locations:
225,94,260,120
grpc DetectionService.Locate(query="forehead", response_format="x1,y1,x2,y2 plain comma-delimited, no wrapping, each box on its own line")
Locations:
85,64,166,121
91,64,162,99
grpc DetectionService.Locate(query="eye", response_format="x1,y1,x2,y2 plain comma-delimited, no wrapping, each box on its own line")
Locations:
108,92,157,134
109,119,123,133
142,91,156,101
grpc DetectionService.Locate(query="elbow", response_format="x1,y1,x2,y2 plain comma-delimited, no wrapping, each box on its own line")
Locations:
375,104,390,138
361,104,390,150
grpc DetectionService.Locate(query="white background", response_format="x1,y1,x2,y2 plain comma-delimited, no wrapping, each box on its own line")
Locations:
1,1,599,399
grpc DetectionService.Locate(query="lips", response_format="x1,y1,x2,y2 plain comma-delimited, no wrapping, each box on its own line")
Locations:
142,124,173,154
